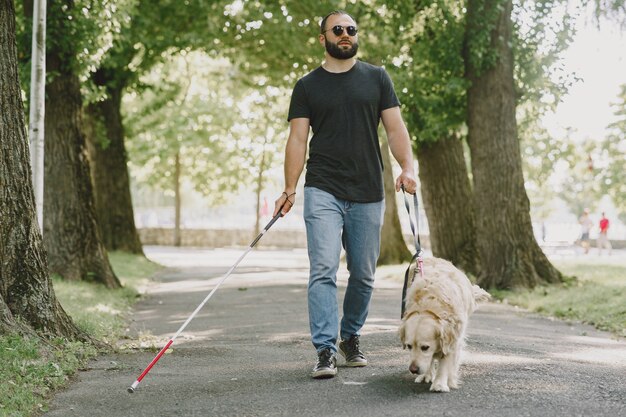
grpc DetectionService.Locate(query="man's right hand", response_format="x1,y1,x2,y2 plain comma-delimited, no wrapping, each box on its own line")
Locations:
274,191,296,217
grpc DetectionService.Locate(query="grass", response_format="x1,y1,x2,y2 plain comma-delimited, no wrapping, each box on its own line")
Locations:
52,252,161,343
0,336,96,416
493,256,626,337
0,252,162,417
381,254,626,338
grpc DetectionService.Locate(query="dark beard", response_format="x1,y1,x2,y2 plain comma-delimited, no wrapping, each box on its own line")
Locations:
325,38,358,60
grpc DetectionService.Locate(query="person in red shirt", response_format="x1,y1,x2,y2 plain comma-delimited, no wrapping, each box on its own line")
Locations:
597,212,612,255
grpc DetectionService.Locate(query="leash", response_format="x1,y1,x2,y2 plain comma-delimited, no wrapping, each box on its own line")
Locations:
400,185,423,319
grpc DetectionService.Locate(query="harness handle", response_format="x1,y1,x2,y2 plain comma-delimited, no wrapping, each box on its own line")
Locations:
401,185,421,253
400,185,423,319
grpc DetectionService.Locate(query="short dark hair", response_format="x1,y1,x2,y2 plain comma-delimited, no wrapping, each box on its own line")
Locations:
320,10,355,34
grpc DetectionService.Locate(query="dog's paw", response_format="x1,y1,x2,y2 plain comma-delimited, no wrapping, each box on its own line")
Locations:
414,375,426,383
448,379,459,389
430,382,450,392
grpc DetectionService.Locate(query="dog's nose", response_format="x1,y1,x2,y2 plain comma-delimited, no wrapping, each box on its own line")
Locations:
409,363,420,374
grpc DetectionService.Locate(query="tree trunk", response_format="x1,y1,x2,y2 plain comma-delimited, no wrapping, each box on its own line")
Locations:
464,0,562,289
43,7,121,288
0,296,21,336
84,84,144,254
0,0,84,339
417,137,480,276
378,137,412,265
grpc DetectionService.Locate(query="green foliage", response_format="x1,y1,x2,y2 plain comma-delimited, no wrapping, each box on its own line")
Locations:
555,137,603,215
15,0,137,112
379,1,468,144
41,1,135,74
93,0,230,94
15,0,610,222
512,0,578,106
208,0,582,207
218,0,335,86
124,50,290,204
599,84,626,221
234,85,291,192
511,1,581,220
464,0,507,76
590,0,626,27
517,108,572,209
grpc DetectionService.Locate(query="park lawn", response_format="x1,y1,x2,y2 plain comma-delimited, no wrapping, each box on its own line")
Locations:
53,252,161,343
0,252,162,416
495,257,626,337
381,256,626,338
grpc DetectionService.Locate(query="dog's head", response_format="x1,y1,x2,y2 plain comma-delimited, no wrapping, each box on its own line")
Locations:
399,310,458,376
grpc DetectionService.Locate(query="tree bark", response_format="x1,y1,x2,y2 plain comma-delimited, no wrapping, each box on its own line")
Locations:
43,2,120,289
0,0,84,339
417,137,480,276
464,0,562,289
84,83,144,254
378,137,412,265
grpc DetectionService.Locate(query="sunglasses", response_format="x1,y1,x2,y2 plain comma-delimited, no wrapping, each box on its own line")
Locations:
323,25,358,37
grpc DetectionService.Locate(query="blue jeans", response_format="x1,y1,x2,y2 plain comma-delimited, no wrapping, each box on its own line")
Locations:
304,186,385,353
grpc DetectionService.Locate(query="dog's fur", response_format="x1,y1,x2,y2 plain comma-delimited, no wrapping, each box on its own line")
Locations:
399,257,490,392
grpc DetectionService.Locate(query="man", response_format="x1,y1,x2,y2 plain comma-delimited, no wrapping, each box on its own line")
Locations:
273,10,416,379
597,212,612,255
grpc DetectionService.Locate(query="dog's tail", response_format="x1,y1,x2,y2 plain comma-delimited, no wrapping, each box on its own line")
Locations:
472,285,491,303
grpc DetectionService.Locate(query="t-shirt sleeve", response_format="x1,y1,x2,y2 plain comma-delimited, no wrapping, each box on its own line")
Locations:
379,68,400,113
287,79,310,121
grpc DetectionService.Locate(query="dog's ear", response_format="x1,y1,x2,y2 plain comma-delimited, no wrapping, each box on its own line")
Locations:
438,318,460,356
399,322,406,347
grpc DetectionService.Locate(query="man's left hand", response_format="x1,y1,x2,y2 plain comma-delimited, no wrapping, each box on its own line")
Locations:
395,171,417,194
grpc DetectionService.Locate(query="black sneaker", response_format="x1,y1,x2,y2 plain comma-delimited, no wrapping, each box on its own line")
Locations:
339,335,367,367
311,348,337,379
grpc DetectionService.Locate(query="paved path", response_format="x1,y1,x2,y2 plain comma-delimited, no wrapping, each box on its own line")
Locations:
45,247,626,417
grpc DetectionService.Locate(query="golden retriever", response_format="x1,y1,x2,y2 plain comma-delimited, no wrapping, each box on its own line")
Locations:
399,257,490,392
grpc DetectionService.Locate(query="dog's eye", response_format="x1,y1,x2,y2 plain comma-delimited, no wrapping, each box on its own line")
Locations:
420,345,429,352
405,344,412,350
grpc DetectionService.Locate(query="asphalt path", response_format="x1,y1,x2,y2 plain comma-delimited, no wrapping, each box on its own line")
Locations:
44,246,626,417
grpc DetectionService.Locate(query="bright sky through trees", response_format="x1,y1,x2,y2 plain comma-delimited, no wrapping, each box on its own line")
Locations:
543,12,626,142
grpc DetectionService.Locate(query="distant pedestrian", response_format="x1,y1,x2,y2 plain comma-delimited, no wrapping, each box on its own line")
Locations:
260,196,270,218
597,212,612,255
578,208,593,254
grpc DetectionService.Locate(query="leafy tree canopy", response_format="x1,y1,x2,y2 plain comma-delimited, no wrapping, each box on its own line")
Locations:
599,84,626,221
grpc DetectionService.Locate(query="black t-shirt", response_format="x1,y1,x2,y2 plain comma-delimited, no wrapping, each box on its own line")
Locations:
287,60,400,202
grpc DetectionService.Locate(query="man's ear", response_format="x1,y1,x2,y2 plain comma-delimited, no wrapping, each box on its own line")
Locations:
318,34,326,46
